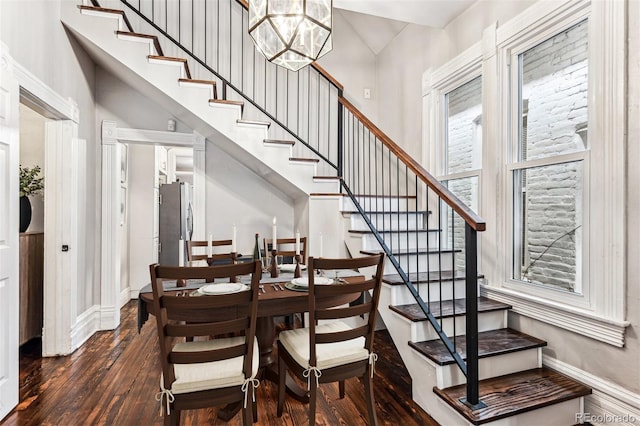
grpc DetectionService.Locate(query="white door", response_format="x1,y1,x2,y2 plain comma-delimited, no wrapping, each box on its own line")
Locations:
0,45,20,420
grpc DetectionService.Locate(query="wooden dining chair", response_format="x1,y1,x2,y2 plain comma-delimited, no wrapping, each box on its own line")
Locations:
149,261,262,426
263,236,307,265
186,239,236,265
276,254,385,426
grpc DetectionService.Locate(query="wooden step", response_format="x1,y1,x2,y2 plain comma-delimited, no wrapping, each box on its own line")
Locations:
390,297,511,322
178,78,218,99
343,209,431,215
434,367,591,425
349,228,439,235
264,139,295,146
236,119,269,127
383,270,469,285
147,55,191,79
78,5,134,32
313,176,341,180
410,328,546,366
289,157,320,163
208,99,244,113
361,247,461,257
116,31,163,56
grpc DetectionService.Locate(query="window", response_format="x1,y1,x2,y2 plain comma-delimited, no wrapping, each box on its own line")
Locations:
510,21,588,293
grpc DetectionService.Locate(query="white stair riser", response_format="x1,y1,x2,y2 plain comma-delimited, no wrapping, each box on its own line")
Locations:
349,212,428,231
433,396,584,426
360,231,440,251
342,196,418,212
408,310,508,342
387,279,469,305
385,252,454,274
424,348,542,389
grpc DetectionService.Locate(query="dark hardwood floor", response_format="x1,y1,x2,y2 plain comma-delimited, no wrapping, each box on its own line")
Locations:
2,301,438,426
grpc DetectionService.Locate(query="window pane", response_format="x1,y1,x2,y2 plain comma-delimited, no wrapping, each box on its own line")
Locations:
512,161,583,292
519,20,588,162
445,76,482,174
442,176,479,273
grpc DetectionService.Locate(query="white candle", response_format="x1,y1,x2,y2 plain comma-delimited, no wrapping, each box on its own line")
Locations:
319,233,323,257
178,239,184,266
208,233,213,256
232,225,237,252
272,217,277,251
295,229,300,255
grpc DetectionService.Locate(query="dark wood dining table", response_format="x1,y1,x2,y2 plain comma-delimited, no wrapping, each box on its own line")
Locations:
137,273,363,419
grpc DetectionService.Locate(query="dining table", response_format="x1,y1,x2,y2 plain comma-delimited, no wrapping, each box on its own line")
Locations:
137,268,364,420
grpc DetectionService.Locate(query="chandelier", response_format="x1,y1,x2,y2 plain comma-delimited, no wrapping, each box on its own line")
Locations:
248,0,333,72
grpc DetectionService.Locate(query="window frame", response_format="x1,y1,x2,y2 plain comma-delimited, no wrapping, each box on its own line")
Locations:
481,0,629,346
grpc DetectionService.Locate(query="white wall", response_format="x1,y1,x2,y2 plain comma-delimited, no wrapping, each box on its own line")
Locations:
205,141,294,256
317,10,378,122
0,0,98,314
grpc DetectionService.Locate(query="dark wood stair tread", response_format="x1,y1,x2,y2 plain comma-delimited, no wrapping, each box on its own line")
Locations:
348,229,439,235
343,210,431,215
314,176,342,180
147,55,191,79
116,31,163,56
178,78,218,98
410,328,546,366
434,367,591,425
289,157,320,163
236,119,269,127
383,270,475,285
390,297,511,322
208,99,244,113
78,5,134,32
361,248,461,257
264,139,295,146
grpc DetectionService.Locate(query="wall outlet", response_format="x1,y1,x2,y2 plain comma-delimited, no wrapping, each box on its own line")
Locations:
364,88,371,99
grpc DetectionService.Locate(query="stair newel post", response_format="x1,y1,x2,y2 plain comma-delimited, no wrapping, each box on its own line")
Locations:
337,90,344,181
463,224,485,409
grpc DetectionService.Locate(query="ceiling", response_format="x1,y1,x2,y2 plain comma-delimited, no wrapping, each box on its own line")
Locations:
333,0,474,55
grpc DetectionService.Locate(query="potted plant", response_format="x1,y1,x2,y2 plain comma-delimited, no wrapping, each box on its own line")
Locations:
19,165,44,232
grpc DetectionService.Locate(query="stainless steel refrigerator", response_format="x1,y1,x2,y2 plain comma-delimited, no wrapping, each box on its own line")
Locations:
158,181,193,265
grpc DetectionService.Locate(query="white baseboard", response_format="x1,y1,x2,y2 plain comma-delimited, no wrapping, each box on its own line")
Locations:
120,287,131,308
543,355,640,425
70,305,100,352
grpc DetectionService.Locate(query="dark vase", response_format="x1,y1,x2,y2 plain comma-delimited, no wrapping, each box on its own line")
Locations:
20,195,32,233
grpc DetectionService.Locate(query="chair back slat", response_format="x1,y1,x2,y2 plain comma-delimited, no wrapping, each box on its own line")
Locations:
314,279,376,297
186,239,235,263
315,303,371,321
315,325,369,344
149,261,261,390
264,237,307,264
169,344,247,364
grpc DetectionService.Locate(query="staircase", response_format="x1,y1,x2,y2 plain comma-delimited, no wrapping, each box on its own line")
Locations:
62,1,591,424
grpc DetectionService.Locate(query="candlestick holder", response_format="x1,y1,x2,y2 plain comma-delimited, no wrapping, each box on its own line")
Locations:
270,249,279,278
294,254,302,278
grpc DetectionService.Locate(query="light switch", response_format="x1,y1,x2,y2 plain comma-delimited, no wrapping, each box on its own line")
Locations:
364,88,371,99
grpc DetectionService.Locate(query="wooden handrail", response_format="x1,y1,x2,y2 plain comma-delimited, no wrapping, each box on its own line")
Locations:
339,96,486,232
236,0,344,92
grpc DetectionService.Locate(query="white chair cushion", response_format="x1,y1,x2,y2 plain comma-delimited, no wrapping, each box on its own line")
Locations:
163,336,259,395
279,320,369,370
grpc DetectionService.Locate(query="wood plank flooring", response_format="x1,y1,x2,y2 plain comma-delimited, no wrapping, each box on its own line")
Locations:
1,301,438,426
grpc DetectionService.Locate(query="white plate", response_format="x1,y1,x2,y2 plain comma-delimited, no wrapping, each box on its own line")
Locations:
279,263,307,272
199,283,247,295
290,277,333,287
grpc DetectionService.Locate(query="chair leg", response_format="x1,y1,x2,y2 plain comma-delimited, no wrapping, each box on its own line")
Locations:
277,355,286,417
242,400,253,426
363,373,378,426
165,408,180,426
339,380,345,399
308,378,317,426
252,390,258,423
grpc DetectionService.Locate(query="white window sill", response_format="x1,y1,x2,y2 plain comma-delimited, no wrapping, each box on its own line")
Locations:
481,284,629,347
